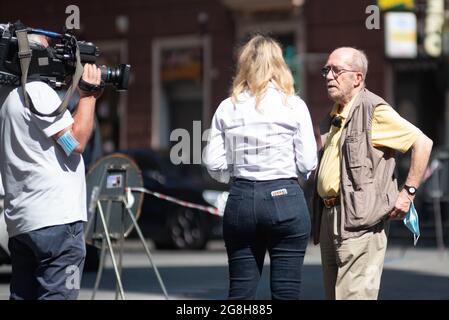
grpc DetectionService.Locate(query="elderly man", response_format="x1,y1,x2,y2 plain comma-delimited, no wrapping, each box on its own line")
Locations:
313,47,433,300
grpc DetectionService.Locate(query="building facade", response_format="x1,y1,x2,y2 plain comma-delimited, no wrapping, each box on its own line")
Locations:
1,0,448,153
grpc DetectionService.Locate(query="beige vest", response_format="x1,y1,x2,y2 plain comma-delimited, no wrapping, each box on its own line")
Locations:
312,88,398,244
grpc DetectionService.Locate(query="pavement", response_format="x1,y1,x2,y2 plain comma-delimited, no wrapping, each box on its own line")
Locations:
0,239,448,300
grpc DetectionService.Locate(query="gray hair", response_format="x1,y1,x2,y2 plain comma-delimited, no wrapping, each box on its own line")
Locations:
351,48,368,80
334,47,369,81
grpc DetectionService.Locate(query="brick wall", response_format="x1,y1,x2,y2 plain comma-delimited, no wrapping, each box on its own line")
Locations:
0,0,235,149
304,0,386,128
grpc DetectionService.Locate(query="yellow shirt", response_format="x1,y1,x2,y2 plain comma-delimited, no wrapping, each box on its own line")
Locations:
317,97,421,198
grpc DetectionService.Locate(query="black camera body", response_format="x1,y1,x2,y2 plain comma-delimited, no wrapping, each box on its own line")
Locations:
0,23,130,91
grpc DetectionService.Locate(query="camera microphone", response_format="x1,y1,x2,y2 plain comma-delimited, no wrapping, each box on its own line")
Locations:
331,115,342,128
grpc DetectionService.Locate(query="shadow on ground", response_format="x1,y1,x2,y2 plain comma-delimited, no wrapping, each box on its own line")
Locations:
80,264,449,300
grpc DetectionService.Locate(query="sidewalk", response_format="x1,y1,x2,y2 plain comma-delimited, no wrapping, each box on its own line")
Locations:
78,241,449,300
1,240,448,300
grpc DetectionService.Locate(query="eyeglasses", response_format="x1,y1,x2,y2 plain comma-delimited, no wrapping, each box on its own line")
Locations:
321,65,360,78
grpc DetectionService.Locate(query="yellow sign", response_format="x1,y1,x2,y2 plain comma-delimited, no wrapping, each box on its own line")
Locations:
378,0,414,10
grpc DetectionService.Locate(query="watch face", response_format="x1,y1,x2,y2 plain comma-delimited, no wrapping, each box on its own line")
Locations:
406,186,416,194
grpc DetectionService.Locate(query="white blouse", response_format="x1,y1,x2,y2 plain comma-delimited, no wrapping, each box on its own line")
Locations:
204,83,317,183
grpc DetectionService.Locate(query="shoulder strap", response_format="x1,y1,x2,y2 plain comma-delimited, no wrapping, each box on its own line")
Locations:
16,28,84,117
15,29,32,108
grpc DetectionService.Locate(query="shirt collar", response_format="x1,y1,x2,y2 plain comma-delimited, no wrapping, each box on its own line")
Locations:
243,81,278,97
329,91,360,119
267,81,277,90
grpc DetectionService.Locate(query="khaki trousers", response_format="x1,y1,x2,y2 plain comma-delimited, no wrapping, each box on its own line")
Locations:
319,205,388,300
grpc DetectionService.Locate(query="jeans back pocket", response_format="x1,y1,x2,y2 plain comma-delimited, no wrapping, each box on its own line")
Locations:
264,185,304,224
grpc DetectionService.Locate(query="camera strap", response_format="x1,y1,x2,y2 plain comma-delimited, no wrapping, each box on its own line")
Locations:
16,28,84,117
56,46,83,115
16,29,32,108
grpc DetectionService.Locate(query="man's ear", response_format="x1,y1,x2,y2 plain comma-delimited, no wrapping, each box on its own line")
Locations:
354,72,364,87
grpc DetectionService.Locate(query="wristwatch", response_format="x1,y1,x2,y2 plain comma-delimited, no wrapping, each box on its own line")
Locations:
404,185,417,196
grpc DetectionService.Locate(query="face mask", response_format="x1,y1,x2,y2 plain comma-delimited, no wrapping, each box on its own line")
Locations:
403,201,420,246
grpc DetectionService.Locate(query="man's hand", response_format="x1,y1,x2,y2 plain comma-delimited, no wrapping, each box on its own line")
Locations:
388,133,432,220
389,189,413,220
78,64,102,99
56,63,101,154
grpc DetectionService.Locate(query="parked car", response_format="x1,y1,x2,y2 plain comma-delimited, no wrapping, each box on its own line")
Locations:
0,196,10,266
118,149,227,250
0,172,10,265
389,148,449,243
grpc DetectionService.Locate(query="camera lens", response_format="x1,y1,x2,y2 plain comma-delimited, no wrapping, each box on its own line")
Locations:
100,64,131,91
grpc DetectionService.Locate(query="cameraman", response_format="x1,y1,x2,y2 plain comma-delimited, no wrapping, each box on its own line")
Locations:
0,34,102,300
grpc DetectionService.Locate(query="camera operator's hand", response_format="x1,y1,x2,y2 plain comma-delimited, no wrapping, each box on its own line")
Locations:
78,64,103,99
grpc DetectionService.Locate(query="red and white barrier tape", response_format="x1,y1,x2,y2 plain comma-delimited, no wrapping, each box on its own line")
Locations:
127,187,223,216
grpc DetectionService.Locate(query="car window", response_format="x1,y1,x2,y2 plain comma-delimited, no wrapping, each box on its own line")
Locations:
132,152,162,172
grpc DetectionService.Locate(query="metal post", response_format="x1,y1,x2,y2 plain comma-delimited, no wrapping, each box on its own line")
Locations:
431,165,446,255
91,237,107,300
115,207,126,300
97,201,126,300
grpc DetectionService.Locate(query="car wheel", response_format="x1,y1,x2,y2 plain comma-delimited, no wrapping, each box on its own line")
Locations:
165,207,208,250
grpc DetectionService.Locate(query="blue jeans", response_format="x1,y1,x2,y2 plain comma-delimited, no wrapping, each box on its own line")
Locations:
223,178,311,300
8,221,86,300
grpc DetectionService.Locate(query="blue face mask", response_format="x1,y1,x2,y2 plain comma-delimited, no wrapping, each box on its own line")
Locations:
403,202,420,246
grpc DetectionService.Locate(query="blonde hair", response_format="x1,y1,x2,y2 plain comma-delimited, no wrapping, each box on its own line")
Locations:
230,35,295,109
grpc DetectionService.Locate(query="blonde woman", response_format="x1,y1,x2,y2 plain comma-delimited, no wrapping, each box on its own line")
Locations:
204,35,317,299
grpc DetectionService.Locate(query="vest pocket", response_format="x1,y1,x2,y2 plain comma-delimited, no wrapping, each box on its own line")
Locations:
345,133,365,168
344,132,373,188
345,183,380,229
